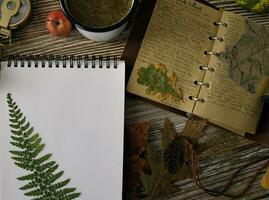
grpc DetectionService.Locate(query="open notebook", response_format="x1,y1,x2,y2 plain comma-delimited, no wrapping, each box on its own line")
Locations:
126,0,269,136
0,55,125,199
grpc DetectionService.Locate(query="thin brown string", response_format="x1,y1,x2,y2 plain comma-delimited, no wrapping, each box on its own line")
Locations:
180,136,269,198
149,168,167,199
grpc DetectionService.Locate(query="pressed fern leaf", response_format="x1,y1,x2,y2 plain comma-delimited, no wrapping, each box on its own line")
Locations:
7,93,81,200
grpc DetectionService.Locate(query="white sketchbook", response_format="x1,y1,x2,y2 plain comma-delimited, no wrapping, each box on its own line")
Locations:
0,56,125,200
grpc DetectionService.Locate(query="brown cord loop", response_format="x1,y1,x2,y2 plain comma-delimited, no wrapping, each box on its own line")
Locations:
179,135,269,198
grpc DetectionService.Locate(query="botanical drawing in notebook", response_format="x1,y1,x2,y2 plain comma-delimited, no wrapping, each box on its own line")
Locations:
127,0,269,135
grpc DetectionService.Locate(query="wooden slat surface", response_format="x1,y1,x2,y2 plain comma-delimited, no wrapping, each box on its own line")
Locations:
5,0,269,199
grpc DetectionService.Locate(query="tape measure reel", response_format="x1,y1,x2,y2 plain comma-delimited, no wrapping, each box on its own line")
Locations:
0,0,32,39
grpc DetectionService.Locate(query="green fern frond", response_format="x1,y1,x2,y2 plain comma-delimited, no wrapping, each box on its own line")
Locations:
7,93,81,200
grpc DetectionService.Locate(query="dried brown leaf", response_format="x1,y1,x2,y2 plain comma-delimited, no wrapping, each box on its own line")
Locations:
141,143,178,198
141,119,208,198
161,119,177,149
174,119,207,182
124,122,151,200
181,119,207,143
125,122,150,156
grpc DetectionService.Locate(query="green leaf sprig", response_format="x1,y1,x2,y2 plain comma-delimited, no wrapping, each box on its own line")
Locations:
137,65,182,100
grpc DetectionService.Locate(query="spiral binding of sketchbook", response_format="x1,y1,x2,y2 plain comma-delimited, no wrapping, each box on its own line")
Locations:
188,21,227,104
5,55,119,68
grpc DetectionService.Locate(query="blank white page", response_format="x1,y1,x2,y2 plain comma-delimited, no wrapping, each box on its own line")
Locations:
0,60,125,200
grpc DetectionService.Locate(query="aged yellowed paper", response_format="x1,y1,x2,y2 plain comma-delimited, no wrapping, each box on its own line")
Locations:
193,11,269,134
127,0,221,113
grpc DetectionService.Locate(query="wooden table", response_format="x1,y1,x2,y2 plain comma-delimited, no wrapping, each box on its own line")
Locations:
5,0,269,199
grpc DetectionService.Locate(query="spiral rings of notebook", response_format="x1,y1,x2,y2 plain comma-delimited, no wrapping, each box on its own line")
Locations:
189,96,205,103
213,21,228,27
209,36,224,42
199,66,215,72
204,51,220,56
189,21,227,103
6,55,118,69
194,81,210,88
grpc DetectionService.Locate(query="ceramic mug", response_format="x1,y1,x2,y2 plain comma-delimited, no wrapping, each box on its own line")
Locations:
60,0,137,42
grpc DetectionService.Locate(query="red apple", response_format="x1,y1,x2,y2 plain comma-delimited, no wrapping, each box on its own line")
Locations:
46,10,72,36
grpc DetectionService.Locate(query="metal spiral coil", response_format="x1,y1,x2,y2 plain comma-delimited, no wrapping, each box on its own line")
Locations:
194,80,210,88
204,51,220,57
213,21,228,27
199,65,215,72
189,96,205,103
209,36,224,42
204,22,227,58
7,55,119,69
